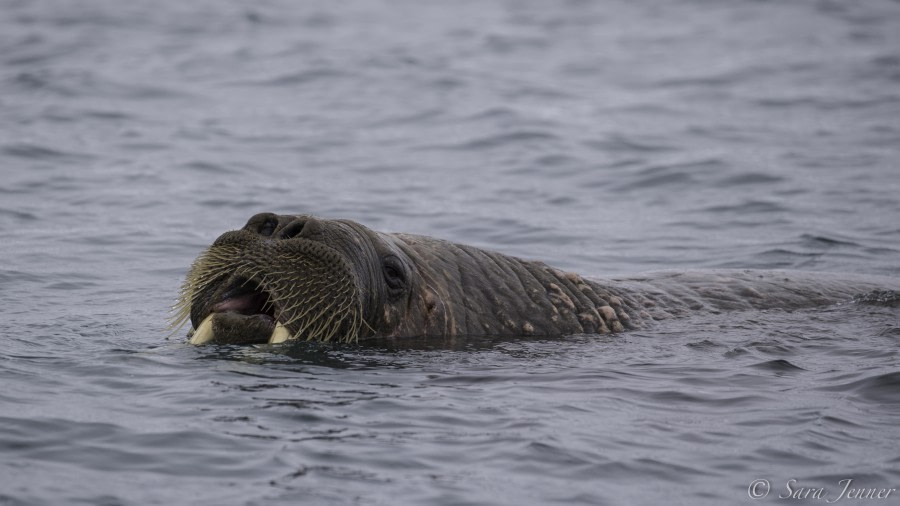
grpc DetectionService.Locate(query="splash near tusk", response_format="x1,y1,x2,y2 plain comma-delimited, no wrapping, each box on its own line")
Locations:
188,314,216,345
268,322,293,344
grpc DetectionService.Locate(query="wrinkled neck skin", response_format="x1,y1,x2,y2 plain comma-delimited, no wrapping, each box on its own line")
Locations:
375,234,899,339
377,234,642,338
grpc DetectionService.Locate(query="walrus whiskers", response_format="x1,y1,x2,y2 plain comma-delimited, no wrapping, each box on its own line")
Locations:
170,245,244,330
173,229,367,344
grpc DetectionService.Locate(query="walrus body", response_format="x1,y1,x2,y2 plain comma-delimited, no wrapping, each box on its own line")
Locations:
174,213,900,345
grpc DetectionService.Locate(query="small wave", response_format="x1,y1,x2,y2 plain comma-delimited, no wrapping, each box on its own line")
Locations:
856,372,900,404
82,110,134,121
11,69,191,100
482,34,550,54
700,200,788,214
652,66,766,89
583,134,677,154
751,447,829,466
0,269,45,285
458,106,520,123
196,198,269,209
1,143,94,163
818,371,900,405
0,208,38,221
225,68,348,88
749,359,806,373
751,249,825,269
685,339,722,350
755,96,892,111
714,172,786,187
785,151,881,169
867,54,900,83
418,131,559,152
364,108,443,128
179,161,242,175
799,234,860,248
612,159,727,193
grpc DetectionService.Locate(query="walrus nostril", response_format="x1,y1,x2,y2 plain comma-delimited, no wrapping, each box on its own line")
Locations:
279,217,325,241
244,212,279,237
258,218,277,237
279,219,308,240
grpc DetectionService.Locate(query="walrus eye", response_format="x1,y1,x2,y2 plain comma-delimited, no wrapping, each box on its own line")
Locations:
383,256,406,293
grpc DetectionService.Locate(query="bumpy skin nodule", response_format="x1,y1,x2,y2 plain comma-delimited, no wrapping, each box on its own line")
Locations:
176,213,900,344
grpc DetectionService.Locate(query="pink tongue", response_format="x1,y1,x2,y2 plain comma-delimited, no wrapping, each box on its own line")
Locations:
213,292,265,314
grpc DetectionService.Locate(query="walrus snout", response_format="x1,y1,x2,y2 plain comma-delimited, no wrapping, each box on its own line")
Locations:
174,215,367,345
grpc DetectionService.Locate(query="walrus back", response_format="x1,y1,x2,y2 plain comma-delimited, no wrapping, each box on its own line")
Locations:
596,269,900,319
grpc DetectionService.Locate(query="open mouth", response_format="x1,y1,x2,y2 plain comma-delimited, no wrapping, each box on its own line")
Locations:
188,278,293,345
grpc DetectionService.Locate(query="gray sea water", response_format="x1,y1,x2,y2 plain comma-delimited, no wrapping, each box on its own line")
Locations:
2,1,900,505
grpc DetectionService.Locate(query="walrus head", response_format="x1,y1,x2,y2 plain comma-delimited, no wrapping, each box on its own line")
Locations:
173,213,415,345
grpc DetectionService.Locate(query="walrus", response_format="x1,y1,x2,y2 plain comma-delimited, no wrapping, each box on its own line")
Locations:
173,213,900,345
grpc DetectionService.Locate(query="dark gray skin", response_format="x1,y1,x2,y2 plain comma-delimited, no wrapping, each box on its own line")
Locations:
177,213,900,345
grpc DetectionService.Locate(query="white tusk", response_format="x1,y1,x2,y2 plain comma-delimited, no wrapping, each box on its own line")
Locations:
268,322,293,344
188,314,216,345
